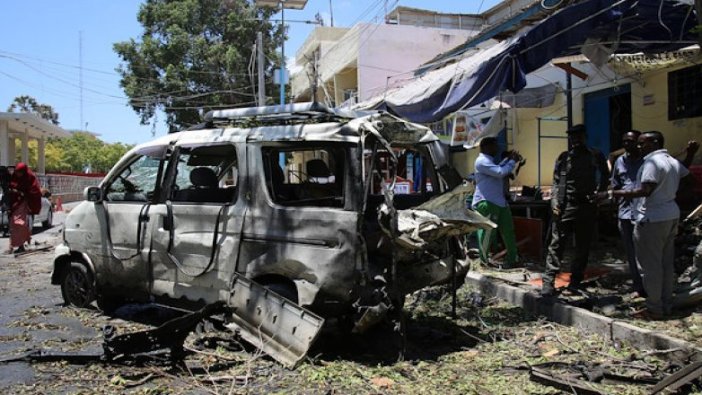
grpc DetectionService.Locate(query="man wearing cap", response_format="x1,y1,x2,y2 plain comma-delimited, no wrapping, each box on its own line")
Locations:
471,137,521,268
541,124,609,296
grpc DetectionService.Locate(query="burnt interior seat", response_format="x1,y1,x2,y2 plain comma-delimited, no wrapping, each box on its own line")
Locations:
271,163,296,201
175,167,234,203
298,159,340,201
306,159,331,181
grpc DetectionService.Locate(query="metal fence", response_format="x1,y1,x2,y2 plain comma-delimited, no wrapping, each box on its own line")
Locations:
37,174,104,203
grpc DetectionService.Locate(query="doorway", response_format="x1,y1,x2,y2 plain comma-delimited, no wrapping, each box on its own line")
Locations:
583,84,632,155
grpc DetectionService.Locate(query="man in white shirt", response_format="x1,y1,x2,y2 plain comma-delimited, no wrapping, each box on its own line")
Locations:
604,131,697,319
471,137,521,268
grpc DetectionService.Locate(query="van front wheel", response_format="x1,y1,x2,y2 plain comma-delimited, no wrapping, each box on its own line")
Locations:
61,262,95,308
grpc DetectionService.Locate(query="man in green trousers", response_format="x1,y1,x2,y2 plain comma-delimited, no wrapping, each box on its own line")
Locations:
471,137,521,268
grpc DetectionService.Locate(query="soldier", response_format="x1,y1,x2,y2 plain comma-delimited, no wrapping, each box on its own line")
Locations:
541,124,609,297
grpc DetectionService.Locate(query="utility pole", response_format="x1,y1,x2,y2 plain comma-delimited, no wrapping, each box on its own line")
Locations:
254,0,308,105
280,4,286,105
79,31,84,131
257,32,266,106
329,0,334,27
566,67,573,130
311,50,319,103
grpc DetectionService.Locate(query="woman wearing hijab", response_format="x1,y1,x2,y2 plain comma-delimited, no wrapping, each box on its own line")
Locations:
7,163,42,254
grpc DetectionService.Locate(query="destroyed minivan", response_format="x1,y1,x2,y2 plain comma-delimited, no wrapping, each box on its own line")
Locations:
52,103,492,367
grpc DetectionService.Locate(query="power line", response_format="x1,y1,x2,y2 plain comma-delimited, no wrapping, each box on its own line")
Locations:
0,49,258,78
1,54,257,105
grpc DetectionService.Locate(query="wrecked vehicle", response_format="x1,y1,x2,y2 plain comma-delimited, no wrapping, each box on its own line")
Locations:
52,103,493,367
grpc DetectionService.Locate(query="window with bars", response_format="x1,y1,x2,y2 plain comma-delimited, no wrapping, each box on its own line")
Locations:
668,64,702,120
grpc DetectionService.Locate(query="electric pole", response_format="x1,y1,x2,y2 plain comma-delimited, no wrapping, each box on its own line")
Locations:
79,31,84,131
257,32,266,106
311,50,319,103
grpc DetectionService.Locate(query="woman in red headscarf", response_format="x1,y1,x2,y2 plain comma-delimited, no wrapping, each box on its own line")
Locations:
7,163,42,253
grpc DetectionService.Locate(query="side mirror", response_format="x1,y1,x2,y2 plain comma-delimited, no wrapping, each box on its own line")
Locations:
85,186,103,202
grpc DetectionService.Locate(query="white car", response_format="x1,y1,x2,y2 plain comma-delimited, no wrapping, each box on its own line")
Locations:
0,192,54,235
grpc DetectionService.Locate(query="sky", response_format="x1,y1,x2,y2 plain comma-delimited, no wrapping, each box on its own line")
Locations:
0,0,500,145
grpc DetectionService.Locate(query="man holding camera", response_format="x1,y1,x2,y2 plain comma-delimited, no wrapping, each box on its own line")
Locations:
471,137,522,268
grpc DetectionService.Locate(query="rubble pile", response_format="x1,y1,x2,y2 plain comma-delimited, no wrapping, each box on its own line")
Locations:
675,216,702,277
674,213,702,307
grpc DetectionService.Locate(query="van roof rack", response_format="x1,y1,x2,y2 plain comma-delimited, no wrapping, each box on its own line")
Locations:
202,102,371,126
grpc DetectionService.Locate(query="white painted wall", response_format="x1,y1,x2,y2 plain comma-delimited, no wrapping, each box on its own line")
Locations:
292,23,476,102
357,24,475,101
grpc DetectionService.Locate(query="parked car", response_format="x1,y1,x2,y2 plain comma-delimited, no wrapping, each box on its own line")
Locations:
0,190,53,235
51,103,492,367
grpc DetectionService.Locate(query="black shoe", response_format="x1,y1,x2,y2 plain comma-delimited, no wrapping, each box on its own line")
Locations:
14,246,25,253
562,287,587,298
541,283,556,297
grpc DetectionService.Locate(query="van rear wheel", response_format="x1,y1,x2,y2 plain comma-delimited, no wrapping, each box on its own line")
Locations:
61,262,95,308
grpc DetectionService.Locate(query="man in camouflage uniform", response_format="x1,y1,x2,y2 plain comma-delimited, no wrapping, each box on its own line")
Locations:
541,124,609,296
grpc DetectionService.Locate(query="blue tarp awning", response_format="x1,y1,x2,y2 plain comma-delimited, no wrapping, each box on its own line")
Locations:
366,0,697,123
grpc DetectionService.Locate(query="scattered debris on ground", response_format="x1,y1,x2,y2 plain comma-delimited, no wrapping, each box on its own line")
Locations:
3,228,702,393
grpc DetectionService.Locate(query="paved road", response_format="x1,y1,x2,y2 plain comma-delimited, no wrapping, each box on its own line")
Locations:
0,203,114,391
0,207,65,388
0,202,229,393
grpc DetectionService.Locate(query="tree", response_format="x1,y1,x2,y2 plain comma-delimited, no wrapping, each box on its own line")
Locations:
7,95,60,125
43,132,132,173
114,0,284,130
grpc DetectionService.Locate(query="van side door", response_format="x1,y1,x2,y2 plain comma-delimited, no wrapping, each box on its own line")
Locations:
92,146,168,299
149,142,246,305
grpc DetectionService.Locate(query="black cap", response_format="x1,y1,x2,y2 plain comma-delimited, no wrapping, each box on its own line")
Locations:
566,124,586,135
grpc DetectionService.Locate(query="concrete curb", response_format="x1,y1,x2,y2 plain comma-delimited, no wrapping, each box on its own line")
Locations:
466,272,702,356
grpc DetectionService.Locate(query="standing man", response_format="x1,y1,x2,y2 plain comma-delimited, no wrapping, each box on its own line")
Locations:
603,133,698,319
611,130,645,297
472,137,520,268
541,124,609,296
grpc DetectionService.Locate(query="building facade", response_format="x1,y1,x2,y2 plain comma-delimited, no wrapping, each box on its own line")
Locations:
291,7,481,107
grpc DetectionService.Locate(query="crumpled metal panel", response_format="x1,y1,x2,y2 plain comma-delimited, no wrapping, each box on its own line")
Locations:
225,274,325,368
382,184,495,250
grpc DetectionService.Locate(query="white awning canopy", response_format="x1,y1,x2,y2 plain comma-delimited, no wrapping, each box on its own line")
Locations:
0,112,71,172
0,112,70,139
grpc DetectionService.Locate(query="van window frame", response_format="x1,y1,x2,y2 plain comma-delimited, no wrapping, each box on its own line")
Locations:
103,146,169,204
261,142,354,210
162,142,239,206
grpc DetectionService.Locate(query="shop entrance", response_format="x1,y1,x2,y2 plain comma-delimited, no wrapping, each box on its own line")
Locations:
583,84,632,155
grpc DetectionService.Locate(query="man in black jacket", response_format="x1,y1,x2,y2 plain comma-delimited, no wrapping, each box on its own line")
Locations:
541,124,609,296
